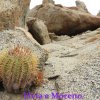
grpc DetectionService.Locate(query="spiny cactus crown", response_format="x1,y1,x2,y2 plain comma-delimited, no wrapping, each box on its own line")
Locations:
0,45,43,93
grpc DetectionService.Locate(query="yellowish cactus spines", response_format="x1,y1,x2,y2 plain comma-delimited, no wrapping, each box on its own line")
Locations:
0,45,43,93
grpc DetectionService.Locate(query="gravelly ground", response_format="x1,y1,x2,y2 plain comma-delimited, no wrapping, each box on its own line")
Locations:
0,29,100,100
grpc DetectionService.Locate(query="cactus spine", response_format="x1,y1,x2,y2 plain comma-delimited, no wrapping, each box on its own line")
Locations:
0,45,43,93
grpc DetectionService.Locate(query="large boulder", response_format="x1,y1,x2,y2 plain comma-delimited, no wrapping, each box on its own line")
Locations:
75,0,90,13
0,27,48,67
42,29,100,100
97,10,100,16
0,26,100,100
27,4,100,36
42,0,55,5
0,0,30,31
27,18,51,45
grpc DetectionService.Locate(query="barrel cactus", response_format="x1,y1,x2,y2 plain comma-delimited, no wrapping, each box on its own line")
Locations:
0,45,43,93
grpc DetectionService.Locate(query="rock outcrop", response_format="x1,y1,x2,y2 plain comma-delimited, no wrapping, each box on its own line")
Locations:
0,27,48,67
42,0,55,5
97,10,100,16
1,27,100,100
0,0,30,31
28,4,100,36
75,0,90,13
41,28,100,100
0,0,100,100
27,18,51,45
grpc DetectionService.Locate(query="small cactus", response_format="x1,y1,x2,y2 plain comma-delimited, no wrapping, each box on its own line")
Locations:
0,45,43,93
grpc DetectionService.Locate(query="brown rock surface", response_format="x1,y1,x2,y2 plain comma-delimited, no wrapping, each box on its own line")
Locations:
28,4,100,36
27,18,51,45
0,0,30,31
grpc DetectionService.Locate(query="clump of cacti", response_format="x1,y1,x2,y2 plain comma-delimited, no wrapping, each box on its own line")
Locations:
0,45,43,93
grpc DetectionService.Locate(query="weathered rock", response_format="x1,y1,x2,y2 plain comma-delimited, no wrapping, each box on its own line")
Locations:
49,33,70,41
0,0,30,31
56,42,100,99
0,27,48,67
97,10,100,16
42,0,55,5
27,18,51,45
42,28,100,100
66,6,79,11
75,0,90,13
28,4,100,36
0,28,100,100
0,92,25,100
34,80,57,100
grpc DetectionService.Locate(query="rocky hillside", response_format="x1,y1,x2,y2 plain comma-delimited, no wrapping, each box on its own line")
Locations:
0,0,100,100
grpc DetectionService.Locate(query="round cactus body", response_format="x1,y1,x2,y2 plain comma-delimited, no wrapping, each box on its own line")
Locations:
0,45,43,93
